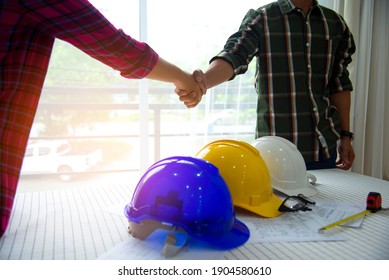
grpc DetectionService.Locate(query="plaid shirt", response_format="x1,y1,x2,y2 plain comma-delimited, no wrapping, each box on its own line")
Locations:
212,0,356,162
0,0,158,237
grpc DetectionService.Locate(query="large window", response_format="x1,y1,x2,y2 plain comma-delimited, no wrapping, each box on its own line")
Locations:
19,0,271,190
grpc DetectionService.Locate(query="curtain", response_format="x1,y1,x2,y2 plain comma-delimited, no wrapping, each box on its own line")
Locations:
323,0,389,180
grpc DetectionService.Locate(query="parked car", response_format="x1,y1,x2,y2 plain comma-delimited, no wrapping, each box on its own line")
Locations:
21,140,102,182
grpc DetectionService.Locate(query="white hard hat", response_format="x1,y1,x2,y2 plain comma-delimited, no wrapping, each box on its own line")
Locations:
251,136,318,197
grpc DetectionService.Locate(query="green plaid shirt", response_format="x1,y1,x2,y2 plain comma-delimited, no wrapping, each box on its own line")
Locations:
211,0,356,162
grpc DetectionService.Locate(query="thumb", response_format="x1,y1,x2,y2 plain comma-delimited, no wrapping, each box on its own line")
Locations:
193,69,204,82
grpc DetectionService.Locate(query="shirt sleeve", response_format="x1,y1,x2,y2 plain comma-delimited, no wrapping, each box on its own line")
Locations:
210,9,261,80
328,16,356,94
23,0,159,79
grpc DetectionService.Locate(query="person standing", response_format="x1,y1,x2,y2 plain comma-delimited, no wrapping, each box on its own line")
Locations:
177,0,356,171
0,0,204,238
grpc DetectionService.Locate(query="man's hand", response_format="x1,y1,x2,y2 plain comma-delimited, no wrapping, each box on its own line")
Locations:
336,138,355,170
176,89,203,108
192,69,207,90
175,69,207,108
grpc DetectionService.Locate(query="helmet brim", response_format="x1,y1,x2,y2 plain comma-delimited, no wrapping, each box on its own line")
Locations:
273,183,318,197
199,217,250,250
125,205,250,251
236,193,284,218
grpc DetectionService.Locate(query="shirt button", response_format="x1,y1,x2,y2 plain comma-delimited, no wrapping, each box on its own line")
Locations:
307,64,311,68
313,107,318,112
306,43,310,47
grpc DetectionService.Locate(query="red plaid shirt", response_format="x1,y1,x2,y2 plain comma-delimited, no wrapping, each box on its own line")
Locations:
0,0,159,237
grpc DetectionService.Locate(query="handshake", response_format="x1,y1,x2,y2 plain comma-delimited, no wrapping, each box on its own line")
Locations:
174,69,206,109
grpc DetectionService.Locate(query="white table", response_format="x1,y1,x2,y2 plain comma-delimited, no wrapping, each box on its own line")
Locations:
1,169,388,260
225,169,389,260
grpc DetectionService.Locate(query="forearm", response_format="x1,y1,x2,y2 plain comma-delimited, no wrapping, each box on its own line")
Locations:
330,91,351,131
204,59,234,89
146,57,187,84
331,91,355,170
146,57,198,92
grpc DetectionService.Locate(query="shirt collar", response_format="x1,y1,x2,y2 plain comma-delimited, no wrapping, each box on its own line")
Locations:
277,0,320,15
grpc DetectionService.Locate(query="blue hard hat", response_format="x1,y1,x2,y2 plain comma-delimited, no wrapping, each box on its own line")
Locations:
124,156,250,250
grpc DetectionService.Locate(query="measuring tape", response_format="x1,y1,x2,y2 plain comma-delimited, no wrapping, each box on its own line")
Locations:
366,192,382,212
319,192,386,233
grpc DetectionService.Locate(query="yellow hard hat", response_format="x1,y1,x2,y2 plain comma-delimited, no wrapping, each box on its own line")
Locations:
196,139,283,218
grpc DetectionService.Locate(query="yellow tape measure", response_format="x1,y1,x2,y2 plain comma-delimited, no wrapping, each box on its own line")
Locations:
319,192,382,233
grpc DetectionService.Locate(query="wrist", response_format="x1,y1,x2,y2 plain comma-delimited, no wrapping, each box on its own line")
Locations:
173,70,190,88
340,130,354,141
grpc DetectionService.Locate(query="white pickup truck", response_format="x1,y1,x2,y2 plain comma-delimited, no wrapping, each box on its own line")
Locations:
21,141,102,182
